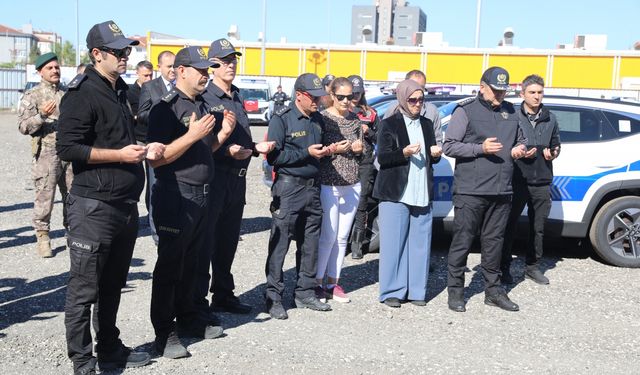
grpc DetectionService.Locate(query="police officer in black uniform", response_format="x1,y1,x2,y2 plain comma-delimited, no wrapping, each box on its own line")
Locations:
57,20,159,375
443,67,530,313
265,73,333,320
270,85,290,114
147,46,236,359
195,38,275,319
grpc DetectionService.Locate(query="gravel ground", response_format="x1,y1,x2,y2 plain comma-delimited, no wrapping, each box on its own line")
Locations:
1,112,639,374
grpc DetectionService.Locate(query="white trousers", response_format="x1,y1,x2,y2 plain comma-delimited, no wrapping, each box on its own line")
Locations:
316,183,361,280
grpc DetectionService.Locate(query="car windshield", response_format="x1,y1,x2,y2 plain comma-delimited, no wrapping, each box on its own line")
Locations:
240,88,269,101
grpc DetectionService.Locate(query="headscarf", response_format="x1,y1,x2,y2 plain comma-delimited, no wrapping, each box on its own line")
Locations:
396,79,423,120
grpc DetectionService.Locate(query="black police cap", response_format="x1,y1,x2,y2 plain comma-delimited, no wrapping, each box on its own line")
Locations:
294,73,327,97
175,46,220,69
481,66,510,91
86,20,139,50
348,75,365,94
208,38,243,59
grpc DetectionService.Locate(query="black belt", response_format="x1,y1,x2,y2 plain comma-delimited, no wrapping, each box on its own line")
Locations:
156,179,209,195
277,174,319,187
217,165,247,177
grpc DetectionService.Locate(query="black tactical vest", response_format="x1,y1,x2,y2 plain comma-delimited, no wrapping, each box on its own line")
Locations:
453,98,519,195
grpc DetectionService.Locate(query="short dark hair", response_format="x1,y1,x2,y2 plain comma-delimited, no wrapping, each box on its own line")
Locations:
405,69,426,81
76,63,86,73
157,50,175,64
136,60,153,71
522,74,544,91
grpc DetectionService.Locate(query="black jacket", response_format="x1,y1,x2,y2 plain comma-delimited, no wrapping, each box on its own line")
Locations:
127,82,142,115
137,77,170,143
266,103,324,178
57,65,144,202
443,97,524,195
514,104,561,185
373,111,440,202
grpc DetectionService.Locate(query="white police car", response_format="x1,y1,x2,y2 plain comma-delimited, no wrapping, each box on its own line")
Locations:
431,96,640,268
262,96,640,267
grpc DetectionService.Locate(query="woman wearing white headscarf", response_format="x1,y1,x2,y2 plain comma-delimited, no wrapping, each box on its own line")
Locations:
373,79,443,308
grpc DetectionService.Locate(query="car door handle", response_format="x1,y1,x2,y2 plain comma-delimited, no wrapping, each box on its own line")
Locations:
595,165,623,169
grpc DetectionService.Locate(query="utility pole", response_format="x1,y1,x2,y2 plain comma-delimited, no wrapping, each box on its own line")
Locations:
260,0,267,75
75,0,80,66
474,0,482,48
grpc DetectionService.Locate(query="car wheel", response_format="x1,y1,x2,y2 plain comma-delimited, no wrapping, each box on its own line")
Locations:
589,196,640,268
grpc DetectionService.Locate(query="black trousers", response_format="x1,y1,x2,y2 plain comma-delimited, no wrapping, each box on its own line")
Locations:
502,181,551,268
193,170,246,318
265,177,322,302
64,194,139,372
150,181,209,338
447,194,511,294
351,162,376,239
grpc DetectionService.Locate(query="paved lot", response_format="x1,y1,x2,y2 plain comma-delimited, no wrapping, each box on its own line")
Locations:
0,112,639,374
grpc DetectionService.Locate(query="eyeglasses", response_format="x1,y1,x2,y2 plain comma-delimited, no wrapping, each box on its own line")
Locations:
407,97,425,105
100,46,132,59
335,94,354,101
215,57,238,66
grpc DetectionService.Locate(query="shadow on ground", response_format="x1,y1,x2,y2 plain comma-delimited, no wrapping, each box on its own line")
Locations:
0,258,151,335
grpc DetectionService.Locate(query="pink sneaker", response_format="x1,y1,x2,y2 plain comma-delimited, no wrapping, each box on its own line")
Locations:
314,286,327,302
327,285,350,303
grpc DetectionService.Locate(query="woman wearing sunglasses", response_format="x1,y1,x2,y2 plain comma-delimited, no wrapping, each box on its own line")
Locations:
315,77,367,303
373,79,443,308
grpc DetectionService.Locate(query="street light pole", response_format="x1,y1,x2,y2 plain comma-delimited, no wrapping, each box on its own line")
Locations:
474,0,481,48
75,0,80,66
260,0,266,75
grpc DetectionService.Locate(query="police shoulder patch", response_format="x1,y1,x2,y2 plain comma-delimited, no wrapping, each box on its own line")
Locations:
457,96,476,107
274,106,290,117
67,74,87,89
161,89,178,103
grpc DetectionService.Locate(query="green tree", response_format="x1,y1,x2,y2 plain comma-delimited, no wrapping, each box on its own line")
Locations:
28,44,41,64
61,41,76,66
53,41,77,66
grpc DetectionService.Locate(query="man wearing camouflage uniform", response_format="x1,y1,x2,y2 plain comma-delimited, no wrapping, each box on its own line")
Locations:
17,52,73,257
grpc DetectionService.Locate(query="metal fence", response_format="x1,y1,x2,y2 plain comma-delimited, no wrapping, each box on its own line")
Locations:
0,69,26,109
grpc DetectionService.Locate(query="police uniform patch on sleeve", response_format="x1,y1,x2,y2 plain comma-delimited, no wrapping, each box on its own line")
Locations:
457,97,476,107
161,89,178,103
67,74,87,89
274,106,290,117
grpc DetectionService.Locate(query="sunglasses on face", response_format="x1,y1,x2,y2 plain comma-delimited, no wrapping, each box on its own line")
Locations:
301,91,320,102
407,97,425,105
335,94,354,101
100,46,132,59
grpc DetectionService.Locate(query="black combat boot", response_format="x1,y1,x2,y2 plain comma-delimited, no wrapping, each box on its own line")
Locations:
447,288,466,312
